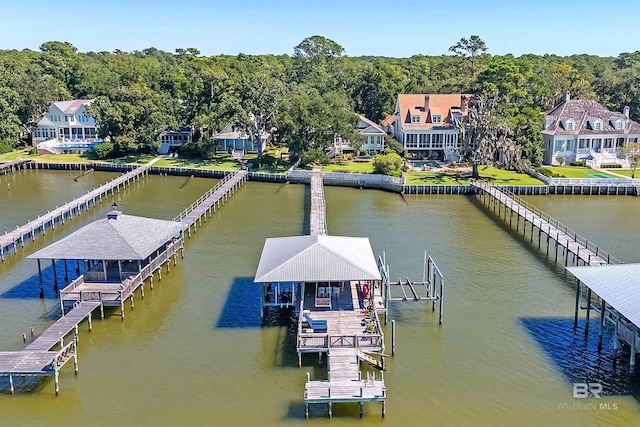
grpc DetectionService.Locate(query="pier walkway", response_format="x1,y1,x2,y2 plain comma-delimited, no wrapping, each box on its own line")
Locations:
173,170,248,236
472,182,620,266
310,171,327,236
0,302,99,395
0,159,33,174
0,159,157,261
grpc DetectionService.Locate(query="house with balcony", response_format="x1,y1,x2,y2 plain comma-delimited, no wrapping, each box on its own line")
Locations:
392,94,473,161
332,114,386,156
158,126,193,154
542,92,640,166
215,122,271,154
32,99,98,144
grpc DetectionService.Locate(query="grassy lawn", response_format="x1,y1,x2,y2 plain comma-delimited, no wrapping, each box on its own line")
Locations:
321,161,374,173
0,150,94,163
154,156,241,171
405,166,545,186
537,166,620,179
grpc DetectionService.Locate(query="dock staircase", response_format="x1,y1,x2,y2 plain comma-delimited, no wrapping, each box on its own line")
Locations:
355,349,386,371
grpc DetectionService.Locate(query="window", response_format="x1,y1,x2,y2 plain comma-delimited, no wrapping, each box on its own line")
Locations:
604,138,613,148
565,120,574,131
432,115,442,124
579,139,587,149
406,134,418,148
411,115,420,124
64,115,68,122
554,140,565,152
593,120,602,130
616,119,624,130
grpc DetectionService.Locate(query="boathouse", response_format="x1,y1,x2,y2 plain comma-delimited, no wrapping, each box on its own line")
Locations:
567,263,640,370
28,211,184,313
255,234,388,417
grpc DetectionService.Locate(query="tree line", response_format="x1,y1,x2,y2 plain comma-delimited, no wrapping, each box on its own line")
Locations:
1,35,640,167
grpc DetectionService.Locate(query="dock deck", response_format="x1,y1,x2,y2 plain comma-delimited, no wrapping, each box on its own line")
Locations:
310,171,327,236
472,183,619,266
0,159,157,261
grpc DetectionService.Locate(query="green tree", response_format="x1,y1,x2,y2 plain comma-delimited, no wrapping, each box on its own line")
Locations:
622,142,640,178
373,151,403,177
449,35,488,80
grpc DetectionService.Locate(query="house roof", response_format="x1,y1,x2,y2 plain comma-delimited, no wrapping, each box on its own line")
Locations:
543,99,640,136
52,99,94,114
566,264,640,328
357,114,386,136
27,212,184,261
254,235,382,283
381,114,394,127
396,94,473,130
216,123,270,140
36,116,55,127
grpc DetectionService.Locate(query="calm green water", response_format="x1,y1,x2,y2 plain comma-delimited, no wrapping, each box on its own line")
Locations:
1,171,640,426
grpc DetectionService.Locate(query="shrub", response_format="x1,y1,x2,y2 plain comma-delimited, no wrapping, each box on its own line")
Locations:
555,155,565,166
373,152,403,176
535,166,562,178
300,148,329,167
570,161,585,166
259,153,278,167
28,147,37,155
92,142,115,159
601,163,622,168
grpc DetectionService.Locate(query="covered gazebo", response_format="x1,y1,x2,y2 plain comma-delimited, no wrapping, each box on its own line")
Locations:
28,211,184,298
567,263,640,370
254,234,382,322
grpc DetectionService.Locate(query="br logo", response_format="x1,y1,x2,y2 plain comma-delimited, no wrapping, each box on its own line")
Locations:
573,383,602,398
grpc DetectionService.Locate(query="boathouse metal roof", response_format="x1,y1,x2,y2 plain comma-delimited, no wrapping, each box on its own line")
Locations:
254,235,382,283
27,211,183,261
567,263,640,327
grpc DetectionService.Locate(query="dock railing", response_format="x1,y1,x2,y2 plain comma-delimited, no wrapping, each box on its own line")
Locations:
173,174,234,223
60,238,183,302
478,182,622,264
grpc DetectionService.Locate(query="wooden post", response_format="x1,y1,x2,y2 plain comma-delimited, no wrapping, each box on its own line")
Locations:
88,312,92,332
54,366,59,396
73,336,78,374
439,278,444,325
573,281,581,329
584,288,592,337
38,259,44,298
382,401,386,418
64,259,69,283
130,294,134,309
631,325,637,371
9,374,14,395
52,259,58,288
391,320,396,356
120,291,125,320
598,298,606,352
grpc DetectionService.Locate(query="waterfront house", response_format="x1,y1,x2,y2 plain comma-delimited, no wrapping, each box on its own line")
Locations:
32,99,99,153
158,126,193,154
392,94,474,161
542,92,640,166
215,123,271,154
332,114,386,156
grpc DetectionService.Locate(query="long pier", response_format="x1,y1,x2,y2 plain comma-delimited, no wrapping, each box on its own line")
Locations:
0,159,33,174
472,182,621,266
173,170,248,236
0,160,156,261
310,171,327,236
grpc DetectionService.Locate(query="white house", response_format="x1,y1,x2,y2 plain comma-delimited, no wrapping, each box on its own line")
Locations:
543,92,640,166
332,114,386,155
32,99,98,145
393,94,473,161
215,123,271,153
158,126,193,154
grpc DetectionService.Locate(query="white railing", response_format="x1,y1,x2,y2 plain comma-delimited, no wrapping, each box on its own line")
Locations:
528,169,640,186
289,170,403,190
173,173,236,222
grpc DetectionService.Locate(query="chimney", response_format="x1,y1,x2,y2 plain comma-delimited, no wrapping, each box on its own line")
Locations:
107,210,122,220
565,91,570,101
424,95,429,110
624,106,630,119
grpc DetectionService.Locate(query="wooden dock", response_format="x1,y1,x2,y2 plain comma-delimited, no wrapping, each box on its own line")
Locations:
310,172,327,236
472,182,621,266
0,158,33,174
0,159,157,261
60,238,183,319
174,170,248,236
0,302,98,395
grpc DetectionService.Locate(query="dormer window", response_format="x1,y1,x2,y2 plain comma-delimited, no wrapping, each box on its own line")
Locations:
432,115,442,124
411,115,420,124
593,119,602,130
616,119,625,130
565,119,575,131
452,113,462,123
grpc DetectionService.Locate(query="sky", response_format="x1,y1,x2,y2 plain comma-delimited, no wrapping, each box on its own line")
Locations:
1,0,639,58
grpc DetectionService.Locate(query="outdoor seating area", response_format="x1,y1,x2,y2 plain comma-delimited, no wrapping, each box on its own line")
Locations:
303,312,328,332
